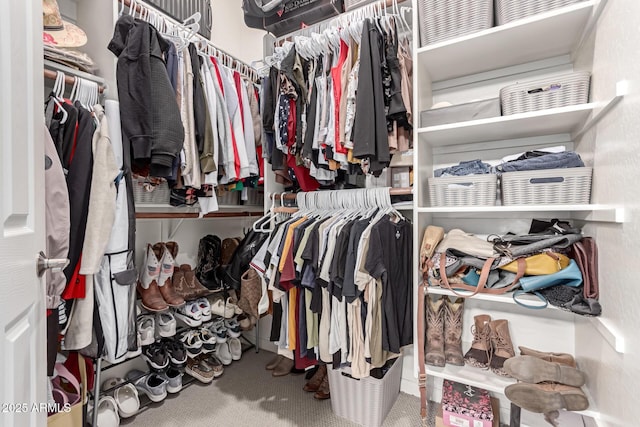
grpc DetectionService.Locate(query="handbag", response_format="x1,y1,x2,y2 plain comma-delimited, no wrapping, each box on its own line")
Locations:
500,252,570,276
491,233,583,258
568,237,599,299
420,225,445,273
513,260,583,309
48,353,87,427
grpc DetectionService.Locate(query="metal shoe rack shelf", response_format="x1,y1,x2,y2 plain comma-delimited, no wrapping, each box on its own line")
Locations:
411,1,625,425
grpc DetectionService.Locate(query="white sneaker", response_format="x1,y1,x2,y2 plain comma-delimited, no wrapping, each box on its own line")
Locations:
215,342,233,365
226,297,243,315
208,318,227,343
196,297,212,321
179,330,203,358
156,311,176,337
88,396,120,427
174,301,202,327
199,328,217,353
228,337,242,361
137,315,155,346
210,299,235,318
224,317,242,338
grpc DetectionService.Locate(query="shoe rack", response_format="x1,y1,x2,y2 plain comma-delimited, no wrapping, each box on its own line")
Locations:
411,1,625,426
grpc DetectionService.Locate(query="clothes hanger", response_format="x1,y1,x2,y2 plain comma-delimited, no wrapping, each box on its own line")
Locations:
252,192,277,232
51,72,69,124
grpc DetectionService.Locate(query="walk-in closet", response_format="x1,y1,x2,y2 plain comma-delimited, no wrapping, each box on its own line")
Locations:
0,1,637,427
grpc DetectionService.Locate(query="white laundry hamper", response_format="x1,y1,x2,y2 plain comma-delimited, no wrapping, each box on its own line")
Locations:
327,356,403,427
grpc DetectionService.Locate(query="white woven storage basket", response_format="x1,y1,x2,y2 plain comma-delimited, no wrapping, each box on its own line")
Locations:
428,174,497,207
496,0,585,25
133,175,170,204
500,71,590,115
418,0,493,47
328,356,403,427
501,167,592,205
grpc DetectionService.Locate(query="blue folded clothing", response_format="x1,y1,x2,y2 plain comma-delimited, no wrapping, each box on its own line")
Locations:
496,151,584,173
434,159,492,177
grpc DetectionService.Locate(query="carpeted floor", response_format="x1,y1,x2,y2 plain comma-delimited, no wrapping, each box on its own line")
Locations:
121,349,424,427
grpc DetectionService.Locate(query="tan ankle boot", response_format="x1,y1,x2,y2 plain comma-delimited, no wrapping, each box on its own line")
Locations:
303,365,327,392
425,297,445,367
504,355,586,387
238,268,262,327
518,346,576,367
443,298,464,366
464,315,492,368
505,382,589,413
489,319,515,376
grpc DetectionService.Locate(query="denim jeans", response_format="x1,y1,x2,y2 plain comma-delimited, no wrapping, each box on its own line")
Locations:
496,151,584,173
435,159,492,177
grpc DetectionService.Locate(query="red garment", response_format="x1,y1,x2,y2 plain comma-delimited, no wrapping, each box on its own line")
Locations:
331,39,349,155
257,145,265,184
211,57,241,179
62,256,86,300
286,98,319,192
294,287,317,369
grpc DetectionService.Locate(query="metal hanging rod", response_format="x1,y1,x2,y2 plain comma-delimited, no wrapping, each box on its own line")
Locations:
117,0,258,80
44,60,107,93
269,187,413,201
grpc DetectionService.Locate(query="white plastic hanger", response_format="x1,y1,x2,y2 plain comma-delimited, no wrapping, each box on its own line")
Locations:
51,72,68,124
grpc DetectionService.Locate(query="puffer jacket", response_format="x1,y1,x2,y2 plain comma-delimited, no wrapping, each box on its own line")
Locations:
108,15,184,178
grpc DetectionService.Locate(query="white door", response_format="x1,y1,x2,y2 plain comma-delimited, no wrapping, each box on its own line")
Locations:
0,1,47,427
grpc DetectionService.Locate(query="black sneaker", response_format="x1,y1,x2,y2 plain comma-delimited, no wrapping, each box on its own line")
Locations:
142,342,169,370
161,338,187,367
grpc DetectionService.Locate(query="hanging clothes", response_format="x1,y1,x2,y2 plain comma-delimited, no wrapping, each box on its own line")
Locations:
252,192,412,379
108,14,185,178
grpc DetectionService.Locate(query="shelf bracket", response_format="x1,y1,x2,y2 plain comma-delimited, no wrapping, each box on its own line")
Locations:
589,316,625,353
168,218,186,241
573,80,628,141
573,0,608,59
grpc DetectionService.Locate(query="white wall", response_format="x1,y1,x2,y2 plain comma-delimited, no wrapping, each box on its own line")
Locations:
210,0,267,65
572,1,640,426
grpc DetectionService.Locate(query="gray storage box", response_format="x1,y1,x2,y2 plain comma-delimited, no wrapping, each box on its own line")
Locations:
327,356,403,427
421,98,501,127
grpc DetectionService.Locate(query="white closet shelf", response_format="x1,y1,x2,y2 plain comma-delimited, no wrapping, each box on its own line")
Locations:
416,205,625,223
427,286,554,310
417,103,595,147
426,363,514,394
417,0,598,82
135,204,264,219
426,364,600,420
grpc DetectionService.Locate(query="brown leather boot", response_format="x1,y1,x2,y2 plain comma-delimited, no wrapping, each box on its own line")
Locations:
505,382,589,413
425,297,445,367
504,355,586,387
272,357,294,377
518,346,577,367
303,365,327,392
313,374,330,400
172,267,197,301
489,319,516,377
180,264,211,298
464,315,492,368
152,242,184,307
136,280,168,312
443,298,464,366
266,354,285,370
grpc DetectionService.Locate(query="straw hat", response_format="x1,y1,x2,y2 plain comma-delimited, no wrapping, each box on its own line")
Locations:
43,0,87,48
